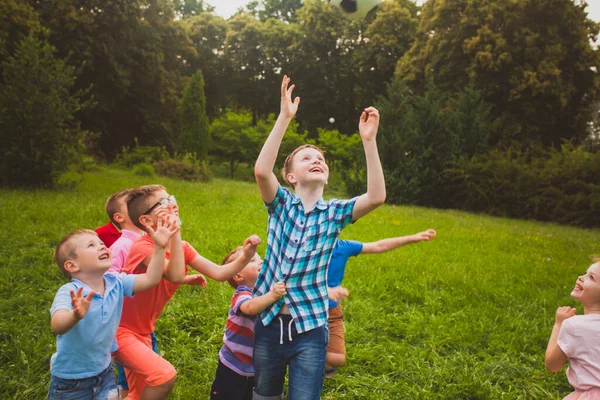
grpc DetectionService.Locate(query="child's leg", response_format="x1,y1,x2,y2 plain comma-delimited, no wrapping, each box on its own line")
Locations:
286,324,328,400
117,331,158,399
253,318,290,400
210,359,255,400
326,304,346,371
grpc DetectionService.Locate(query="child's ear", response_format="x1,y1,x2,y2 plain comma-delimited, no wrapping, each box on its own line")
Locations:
138,215,152,230
64,260,80,275
113,212,126,225
233,273,244,284
286,173,297,186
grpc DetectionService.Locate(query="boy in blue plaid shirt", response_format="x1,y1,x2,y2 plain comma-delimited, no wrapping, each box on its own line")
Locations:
252,75,386,400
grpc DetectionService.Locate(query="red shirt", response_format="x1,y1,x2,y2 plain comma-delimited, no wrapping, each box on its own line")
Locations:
119,235,199,335
95,222,121,248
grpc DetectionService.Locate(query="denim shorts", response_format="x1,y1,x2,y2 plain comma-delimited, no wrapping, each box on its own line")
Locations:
48,364,119,400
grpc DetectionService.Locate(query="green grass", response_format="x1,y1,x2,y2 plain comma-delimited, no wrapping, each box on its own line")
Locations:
1,167,598,399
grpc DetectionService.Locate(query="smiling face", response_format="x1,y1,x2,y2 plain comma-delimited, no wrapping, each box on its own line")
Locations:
285,146,329,188
571,262,600,309
63,232,112,277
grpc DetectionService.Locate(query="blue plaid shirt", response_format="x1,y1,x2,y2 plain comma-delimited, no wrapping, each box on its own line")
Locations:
253,186,357,333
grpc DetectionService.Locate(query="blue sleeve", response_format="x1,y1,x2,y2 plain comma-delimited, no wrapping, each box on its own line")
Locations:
118,273,137,298
50,283,77,315
266,185,289,215
329,196,359,230
345,240,364,257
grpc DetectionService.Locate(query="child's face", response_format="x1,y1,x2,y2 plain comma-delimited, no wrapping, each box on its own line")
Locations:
571,262,600,306
239,253,263,287
140,189,179,228
288,148,329,187
68,233,112,275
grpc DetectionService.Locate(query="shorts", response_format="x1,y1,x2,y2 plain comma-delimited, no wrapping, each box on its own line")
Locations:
327,304,345,355
112,327,176,400
48,364,119,400
564,388,600,400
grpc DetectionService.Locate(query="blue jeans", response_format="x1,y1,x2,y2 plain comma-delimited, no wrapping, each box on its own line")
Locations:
48,364,119,399
116,331,158,390
253,315,328,400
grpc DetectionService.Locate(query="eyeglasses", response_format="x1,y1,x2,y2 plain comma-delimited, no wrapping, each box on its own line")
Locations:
143,195,177,215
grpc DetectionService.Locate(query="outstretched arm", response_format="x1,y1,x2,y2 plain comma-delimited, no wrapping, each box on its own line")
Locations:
352,107,386,221
50,287,94,335
255,75,300,203
361,229,436,254
240,281,287,316
545,306,575,372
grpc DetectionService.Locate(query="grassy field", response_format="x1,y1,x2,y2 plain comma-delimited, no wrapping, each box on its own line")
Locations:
1,167,599,399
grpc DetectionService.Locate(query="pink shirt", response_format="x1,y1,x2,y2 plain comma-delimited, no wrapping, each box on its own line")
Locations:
108,229,142,274
558,314,600,391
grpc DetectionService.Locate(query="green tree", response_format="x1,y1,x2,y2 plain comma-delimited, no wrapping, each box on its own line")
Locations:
180,70,210,160
172,0,214,19
0,34,87,187
259,0,303,22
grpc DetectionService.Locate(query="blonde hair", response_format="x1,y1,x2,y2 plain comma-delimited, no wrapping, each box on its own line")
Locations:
281,144,325,188
222,246,244,288
54,229,97,278
592,255,600,263
105,189,132,229
126,185,166,230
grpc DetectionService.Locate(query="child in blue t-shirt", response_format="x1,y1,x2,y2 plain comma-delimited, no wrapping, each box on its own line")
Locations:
48,214,178,400
326,229,437,377
210,247,287,400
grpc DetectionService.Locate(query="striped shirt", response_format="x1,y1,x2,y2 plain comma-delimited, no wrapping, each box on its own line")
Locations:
253,185,357,334
219,285,255,376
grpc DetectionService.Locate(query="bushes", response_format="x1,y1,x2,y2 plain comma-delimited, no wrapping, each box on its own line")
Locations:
152,159,211,182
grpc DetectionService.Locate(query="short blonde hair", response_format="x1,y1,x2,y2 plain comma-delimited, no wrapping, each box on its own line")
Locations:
222,246,244,288
54,229,97,278
281,144,325,188
592,255,600,263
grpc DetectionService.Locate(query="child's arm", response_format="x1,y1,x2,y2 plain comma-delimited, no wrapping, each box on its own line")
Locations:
239,282,287,316
361,229,436,254
161,206,186,284
132,215,180,293
351,107,386,221
50,287,94,335
254,75,299,203
328,286,350,303
189,235,261,282
545,306,576,372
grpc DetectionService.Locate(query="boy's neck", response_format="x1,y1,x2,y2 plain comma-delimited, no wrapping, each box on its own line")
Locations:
72,272,106,295
120,222,145,235
293,184,324,212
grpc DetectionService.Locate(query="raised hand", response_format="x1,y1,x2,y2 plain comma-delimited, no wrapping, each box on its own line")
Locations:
327,286,350,303
414,229,437,242
280,75,300,119
184,273,207,288
242,234,262,261
555,306,576,324
271,281,287,299
70,287,94,320
358,106,380,141
145,213,180,248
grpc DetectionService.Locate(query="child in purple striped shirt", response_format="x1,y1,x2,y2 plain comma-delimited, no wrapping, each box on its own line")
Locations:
210,247,287,400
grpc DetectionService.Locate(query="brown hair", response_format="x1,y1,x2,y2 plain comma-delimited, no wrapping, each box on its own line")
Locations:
222,246,243,288
281,144,325,188
126,185,166,230
105,189,133,229
54,229,97,278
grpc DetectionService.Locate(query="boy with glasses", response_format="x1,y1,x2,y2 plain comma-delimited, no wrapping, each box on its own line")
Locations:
112,184,262,399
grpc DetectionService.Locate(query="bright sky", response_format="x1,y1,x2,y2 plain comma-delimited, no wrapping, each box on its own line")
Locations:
208,0,600,22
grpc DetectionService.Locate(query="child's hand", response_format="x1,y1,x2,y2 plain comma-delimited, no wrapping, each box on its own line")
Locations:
414,229,437,242
184,274,207,288
145,213,180,248
280,75,300,119
358,106,380,141
555,306,576,324
242,235,262,261
327,286,350,303
270,281,287,299
70,287,94,321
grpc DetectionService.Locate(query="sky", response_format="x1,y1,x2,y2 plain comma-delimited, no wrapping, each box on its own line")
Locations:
208,0,600,22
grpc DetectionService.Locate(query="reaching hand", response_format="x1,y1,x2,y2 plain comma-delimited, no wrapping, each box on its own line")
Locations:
280,75,300,119
327,286,350,303
359,106,380,141
555,306,576,324
70,287,94,321
271,281,287,299
414,229,437,242
145,213,180,248
184,274,207,288
242,235,262,261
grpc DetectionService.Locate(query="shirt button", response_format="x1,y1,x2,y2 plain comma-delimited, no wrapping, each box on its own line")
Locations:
294,239,298,243
289,256,293,261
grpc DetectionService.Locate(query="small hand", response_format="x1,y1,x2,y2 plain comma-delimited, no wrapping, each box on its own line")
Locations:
555,306,576,324
242,235,262,261
415,229,437,242
70,287,94,321
184,274,207,288
145,213,180,248
327,286,349,303
358,106,380,141
271,281,287,299
280,75,300,119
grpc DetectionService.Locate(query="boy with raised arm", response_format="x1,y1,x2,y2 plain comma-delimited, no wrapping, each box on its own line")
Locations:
252,75,386,400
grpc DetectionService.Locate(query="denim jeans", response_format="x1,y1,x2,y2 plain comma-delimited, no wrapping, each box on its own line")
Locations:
48,364,119,400
116,331,158,390
253,314,328,400
210,359,255,400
